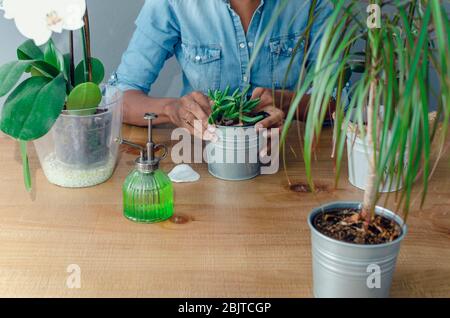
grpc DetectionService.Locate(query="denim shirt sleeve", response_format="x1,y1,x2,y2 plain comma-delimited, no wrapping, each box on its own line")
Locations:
308,0,333,64
117,0,180,94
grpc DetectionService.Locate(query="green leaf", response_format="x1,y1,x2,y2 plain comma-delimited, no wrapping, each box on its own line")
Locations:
66,82,102,115
44,39,65,73
74,57,105,85
0,74,67,141
17,40,43,61
241,114,264,124
243,99,261,112
0,61,32,97
63,53,73,85
30,68,45,77
30,60,61,78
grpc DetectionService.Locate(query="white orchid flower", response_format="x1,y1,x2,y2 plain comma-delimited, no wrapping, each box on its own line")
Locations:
0,0,86,46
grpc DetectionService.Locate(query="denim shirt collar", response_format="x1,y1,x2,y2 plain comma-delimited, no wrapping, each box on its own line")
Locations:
221,0,265,6
222,0,265,14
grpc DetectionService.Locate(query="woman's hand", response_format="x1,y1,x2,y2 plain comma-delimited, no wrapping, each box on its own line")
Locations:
165,91,215,140
251,87,285,131
251,87,286,158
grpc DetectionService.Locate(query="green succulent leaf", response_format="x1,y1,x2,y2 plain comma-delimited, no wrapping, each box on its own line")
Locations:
0,74,66,141
0,60,32,97
223,86,230,97
241,114,265,124
231,88,240,98
208,86,262,125
243,99,261,112
227,112,240,120
17,40,44,61
74,58,105,86
66,82,102,115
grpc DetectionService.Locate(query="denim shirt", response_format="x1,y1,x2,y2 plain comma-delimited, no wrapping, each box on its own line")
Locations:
117,0,333,96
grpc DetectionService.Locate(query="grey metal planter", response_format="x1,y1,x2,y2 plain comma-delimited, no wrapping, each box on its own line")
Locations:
307,202,407,298
207,125,260,181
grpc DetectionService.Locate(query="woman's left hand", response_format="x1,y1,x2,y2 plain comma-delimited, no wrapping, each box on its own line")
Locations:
251,87,285,131
251,87,285,158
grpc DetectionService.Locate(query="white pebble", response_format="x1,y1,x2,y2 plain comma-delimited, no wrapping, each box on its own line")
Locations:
41,152,116,188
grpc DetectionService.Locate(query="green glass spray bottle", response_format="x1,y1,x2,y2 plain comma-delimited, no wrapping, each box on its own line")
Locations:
116,113,174,223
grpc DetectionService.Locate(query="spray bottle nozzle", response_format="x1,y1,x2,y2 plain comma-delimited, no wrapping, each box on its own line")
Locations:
115,113,168,172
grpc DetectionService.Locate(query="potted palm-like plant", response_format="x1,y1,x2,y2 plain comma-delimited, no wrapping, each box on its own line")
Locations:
206,86,267,181
0,0,123,190
279,0,449,297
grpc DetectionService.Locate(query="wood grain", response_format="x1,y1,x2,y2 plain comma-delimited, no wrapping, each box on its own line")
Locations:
0,124,449,298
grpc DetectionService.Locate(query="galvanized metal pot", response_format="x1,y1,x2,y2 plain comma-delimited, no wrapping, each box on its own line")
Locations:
347,131,404,193
307,202,407,298
207,125,260,181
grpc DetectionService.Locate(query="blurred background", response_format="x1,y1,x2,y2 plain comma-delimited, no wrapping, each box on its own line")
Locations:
0,0,448,110
0,0,182,108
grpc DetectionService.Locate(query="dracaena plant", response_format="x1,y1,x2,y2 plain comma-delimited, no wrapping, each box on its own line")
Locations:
280,0,449,226
208,86,264,126
0,0,105,191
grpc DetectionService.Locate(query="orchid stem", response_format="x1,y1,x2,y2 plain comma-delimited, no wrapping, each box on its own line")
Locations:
81,7,92,82
69,31,75,87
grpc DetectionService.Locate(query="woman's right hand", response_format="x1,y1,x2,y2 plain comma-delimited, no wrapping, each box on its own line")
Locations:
165,91,216,140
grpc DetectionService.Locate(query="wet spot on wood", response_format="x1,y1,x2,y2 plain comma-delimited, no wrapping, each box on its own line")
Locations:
289,182,328,193
170,214,191,224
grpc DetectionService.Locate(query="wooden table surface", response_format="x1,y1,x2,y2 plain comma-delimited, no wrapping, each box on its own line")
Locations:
0,124,449,298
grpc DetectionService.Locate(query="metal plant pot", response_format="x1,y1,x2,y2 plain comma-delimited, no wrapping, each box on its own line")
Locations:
347,131,405,193
206,125,260,181
307,201,407,298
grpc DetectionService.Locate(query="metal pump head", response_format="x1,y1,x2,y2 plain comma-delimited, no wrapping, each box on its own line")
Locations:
116,113,168,172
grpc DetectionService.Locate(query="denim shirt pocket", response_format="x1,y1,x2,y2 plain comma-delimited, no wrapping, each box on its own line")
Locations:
180,43,222,93
269,34,304,89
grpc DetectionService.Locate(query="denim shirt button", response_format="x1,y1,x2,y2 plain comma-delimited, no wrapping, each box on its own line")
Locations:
239,42,246,49
243,76,248,82
248,42,254,48
195,55,201,61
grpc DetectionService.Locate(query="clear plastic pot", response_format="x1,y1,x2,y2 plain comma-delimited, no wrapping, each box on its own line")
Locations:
34,85,123,188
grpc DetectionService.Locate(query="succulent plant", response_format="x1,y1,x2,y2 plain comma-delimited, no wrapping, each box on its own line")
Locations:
208,86,265,126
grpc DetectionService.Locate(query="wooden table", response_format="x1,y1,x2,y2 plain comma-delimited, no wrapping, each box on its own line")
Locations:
0,124,449,298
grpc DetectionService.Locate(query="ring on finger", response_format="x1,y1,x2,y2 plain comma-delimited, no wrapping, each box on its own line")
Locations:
183,113,195,126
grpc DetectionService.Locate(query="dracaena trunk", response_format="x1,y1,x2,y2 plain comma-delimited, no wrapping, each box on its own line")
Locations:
361,78,378,226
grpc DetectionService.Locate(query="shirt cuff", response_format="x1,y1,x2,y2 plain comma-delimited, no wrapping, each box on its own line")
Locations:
117,76,150,95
